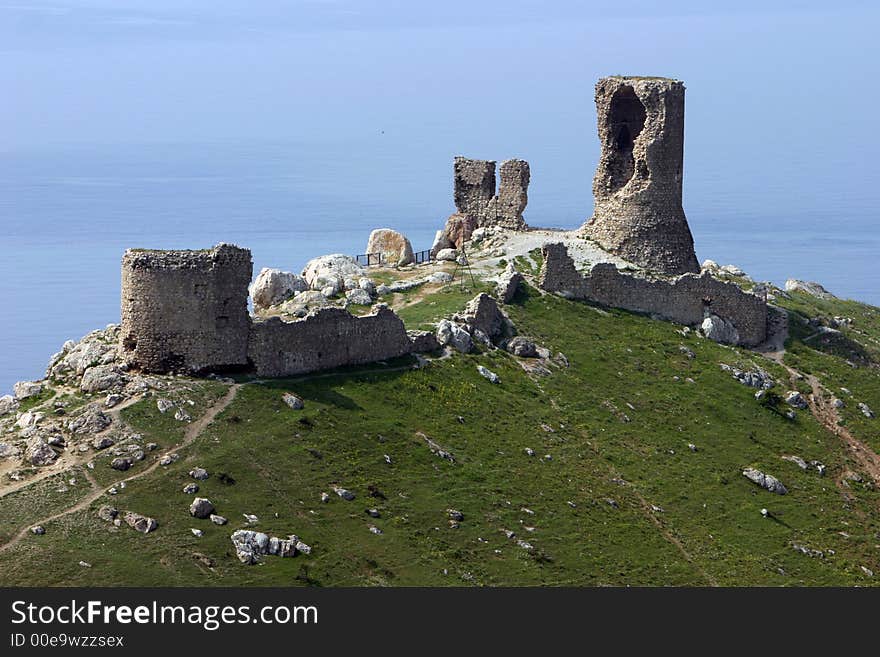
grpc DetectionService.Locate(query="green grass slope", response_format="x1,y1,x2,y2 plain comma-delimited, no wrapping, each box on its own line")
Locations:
2,284,880,586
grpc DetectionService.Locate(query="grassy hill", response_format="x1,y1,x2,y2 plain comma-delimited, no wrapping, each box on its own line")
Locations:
2,279,880,586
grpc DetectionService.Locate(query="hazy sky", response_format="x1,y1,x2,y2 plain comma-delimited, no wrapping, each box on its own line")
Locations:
3,1,879,154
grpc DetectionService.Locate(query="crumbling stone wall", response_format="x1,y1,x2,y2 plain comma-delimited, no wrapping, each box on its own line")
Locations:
120,244,252,373
539,243,766,346
583,76,699,275
454,157,496,220
453,156,529,230
248,306,413,377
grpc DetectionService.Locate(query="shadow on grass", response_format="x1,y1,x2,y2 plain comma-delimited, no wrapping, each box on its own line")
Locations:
251,356,421,410
786,309,876,366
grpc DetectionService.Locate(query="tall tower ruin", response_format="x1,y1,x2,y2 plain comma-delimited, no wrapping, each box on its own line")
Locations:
453,156,529,230
584,76,699,275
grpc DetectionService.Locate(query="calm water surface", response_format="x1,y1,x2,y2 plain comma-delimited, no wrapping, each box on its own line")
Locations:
1,138,877,394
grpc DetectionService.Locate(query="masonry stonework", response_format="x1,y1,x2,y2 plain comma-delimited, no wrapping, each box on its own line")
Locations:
453,157,496,220
453,156,529,230
120,244,420,378
539,243,766,346
120,244,252,374
584,76,699,275
248,306,413,378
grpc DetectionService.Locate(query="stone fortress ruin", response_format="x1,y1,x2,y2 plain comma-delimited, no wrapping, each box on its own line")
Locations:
118,75,768,378
120,245,422,377
453,156,530,231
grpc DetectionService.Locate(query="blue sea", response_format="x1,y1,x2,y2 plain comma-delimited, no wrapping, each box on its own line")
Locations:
1,137,877,395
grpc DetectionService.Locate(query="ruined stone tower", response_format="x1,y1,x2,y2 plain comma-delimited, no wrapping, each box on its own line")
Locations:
453,156,529,230
119,244,252,374
584,76,699,275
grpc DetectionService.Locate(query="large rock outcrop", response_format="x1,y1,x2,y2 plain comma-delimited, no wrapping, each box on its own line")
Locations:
250,268,308,311
301,254,365,296
365,229,414,266
583,76,699,275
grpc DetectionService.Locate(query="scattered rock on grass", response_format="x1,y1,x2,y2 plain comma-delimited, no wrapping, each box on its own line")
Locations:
189,497,215,519
505,336,538,358
26,437,57,467
742,467,788,495
92,436,114,450
110,457,133,472
97,505,118,522
785,391,808,410
476,365,500,384
418,432,455,463
282,393,304,410
231,530,309,564
333,486,355,501
189,467,209,480
124,511,158,534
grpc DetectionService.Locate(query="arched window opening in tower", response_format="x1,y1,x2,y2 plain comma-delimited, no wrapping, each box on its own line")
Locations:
607,86,646,192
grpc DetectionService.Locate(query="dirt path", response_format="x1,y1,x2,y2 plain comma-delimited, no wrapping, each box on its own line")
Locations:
0,393,147,499
0,384,241,554
763,348,880,487
797,370,880,485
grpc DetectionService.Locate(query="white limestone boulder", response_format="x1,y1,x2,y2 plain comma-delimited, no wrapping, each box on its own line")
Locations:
0,395,18,417
742,467,788,495
302,254,364,295
80,365,127,393
476,365,500,384
427,272,453,284
345,288,373,306
436,320,472,353
26,436,57,466
250,268,308,311
430,230,451,257
278,290,330,318
13,381,44,401
46,325,119,383
435,248,458,262
701,314,740,345
366,228,414,266
784,279,836,300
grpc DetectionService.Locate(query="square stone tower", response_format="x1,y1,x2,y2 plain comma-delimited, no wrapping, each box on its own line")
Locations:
119,243,252,374
584,76,699,275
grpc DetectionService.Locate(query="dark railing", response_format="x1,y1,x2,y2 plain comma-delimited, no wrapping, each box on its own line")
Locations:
354,250,433,267
354,252,385,267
